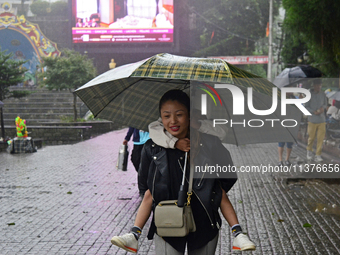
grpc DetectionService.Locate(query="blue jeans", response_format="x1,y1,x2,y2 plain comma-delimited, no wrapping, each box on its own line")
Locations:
278,142,293,149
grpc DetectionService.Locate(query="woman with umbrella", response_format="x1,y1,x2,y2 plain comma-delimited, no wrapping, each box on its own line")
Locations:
111,90,255,254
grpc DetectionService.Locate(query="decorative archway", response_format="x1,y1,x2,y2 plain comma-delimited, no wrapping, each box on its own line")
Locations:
0,2,61,86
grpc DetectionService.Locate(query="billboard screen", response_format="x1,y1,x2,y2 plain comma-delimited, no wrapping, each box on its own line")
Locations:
71,0,173,44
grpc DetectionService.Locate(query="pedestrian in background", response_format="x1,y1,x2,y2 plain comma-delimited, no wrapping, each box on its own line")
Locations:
123,127,150,172
277,90,296,166
304,79,327,162
277,142,293,166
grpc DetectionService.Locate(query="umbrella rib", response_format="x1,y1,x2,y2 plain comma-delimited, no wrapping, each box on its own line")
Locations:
219,96,239,146
94,78,190,119
94,78,144,118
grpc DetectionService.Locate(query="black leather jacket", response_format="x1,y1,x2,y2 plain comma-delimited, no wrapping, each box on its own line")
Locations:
138,133,237,239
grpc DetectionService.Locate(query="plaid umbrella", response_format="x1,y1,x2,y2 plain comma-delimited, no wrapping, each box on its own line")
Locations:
75,53,299,145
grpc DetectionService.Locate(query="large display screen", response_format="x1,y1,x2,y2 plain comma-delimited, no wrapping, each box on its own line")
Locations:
71,0,173,44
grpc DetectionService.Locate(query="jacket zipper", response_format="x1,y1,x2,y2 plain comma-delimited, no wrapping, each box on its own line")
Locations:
178,161,215,228
152,165,157,202
192,189,214,228
197,164,207,186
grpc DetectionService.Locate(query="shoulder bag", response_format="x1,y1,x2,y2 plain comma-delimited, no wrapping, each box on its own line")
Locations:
154,152,196,237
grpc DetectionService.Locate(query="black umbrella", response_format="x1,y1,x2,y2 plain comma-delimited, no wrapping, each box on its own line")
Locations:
273,65,322,88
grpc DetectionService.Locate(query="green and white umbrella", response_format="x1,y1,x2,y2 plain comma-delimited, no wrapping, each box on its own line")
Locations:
75,53,299,145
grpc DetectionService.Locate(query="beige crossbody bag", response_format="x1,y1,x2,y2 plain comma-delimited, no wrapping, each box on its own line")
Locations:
154,152,196,237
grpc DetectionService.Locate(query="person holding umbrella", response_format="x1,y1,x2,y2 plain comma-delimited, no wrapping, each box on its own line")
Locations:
111,90,255,253
304,79,328,162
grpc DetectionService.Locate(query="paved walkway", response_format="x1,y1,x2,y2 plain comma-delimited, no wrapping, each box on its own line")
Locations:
1,129,340,255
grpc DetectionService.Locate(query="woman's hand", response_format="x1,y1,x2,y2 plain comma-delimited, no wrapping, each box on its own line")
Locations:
175,138,190,152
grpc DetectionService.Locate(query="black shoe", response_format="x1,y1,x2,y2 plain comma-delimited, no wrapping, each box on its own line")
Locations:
278,161,284,166
284,160,291,166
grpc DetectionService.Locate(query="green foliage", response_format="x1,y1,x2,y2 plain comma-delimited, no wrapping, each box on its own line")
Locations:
282,0,340,77
242,64,267,78
192,0,281,57
17,0,29,16
60,116,86,123
40,49,97,91
40,49,96,121
50,1,68,16
281,32,307,67
0,48,27,101
30,1,50,16
10,90,34,98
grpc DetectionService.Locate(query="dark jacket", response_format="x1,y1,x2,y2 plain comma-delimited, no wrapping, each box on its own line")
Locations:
138,133,237,250
124,127,140,143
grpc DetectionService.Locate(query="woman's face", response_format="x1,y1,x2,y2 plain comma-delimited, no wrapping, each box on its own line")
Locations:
160,100,189,139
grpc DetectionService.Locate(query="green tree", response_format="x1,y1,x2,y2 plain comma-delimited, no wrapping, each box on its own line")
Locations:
30,0,50,16
191,0,281,57
280,31,307,68
0,48,26,140
18,0,28,16
40,49,97,122
282,0,340,77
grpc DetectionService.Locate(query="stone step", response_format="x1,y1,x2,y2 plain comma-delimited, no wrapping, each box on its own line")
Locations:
4,119,62,125
4,97,81,103
2,88,89,126
8,92,73,97
21,92,73,96
4,112,74,119
2,102,83,108
3,108,76,114
9,87,72,93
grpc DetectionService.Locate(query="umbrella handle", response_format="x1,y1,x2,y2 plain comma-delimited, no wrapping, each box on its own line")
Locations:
177,186,186,207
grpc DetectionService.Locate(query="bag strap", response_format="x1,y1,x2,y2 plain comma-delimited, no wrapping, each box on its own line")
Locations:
185,152,194,206
177,152,194,207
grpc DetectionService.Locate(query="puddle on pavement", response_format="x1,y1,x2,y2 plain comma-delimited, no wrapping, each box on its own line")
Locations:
286,180,340,218
307,201,340,218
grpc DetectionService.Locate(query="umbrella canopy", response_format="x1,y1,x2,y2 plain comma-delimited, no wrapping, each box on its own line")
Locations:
75,53,300,145
273,65,322,88
327,90,340,101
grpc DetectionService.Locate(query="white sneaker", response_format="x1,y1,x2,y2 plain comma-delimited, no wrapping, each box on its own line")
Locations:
111,233,138,253
314,155,323,162
307,151,313,160
232,233,256,251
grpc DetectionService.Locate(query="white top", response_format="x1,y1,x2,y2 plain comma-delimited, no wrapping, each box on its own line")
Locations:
327,106,340,120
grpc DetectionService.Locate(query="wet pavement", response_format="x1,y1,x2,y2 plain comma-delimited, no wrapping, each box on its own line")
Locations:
1,129,340,255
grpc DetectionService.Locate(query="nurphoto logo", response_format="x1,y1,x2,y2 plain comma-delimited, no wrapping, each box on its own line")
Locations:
200,84,312,128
